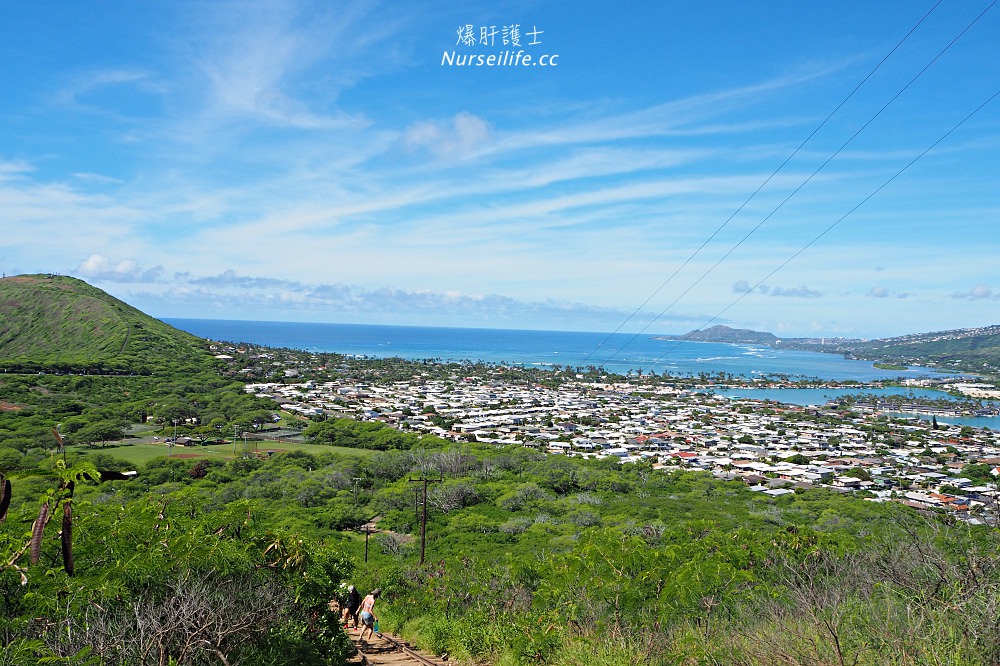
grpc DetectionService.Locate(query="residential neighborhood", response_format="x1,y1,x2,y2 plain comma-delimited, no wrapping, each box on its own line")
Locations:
230,348,1000,525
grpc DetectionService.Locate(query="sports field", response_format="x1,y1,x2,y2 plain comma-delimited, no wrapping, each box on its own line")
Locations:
70,438,376,466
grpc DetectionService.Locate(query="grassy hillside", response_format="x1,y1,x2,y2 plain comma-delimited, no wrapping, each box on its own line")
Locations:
845,327,1000,375
0,274,213,374
784,325,1000,376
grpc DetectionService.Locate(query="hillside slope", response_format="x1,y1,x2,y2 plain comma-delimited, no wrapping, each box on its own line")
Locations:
676,325,780,345
668,323,1000,377
0,274,213,374
787,325,1000,376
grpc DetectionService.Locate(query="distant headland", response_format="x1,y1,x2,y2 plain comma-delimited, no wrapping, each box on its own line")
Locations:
655,324,1000,377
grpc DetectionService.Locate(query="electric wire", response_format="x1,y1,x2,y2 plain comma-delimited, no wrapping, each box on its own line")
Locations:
648,84,1000,368
605,0,998,365
583,0,944,364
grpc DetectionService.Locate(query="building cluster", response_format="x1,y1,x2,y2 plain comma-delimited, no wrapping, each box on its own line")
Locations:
245,368,1000,524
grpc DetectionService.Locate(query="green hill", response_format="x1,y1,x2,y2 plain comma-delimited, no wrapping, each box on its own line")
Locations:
0,274,213,374
839,325,1000,374
676,324,779,345
663,323,1000,377
780,325,1000,376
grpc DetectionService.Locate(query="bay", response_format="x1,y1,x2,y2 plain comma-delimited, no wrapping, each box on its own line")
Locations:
166,318,949,382
711,387,995,429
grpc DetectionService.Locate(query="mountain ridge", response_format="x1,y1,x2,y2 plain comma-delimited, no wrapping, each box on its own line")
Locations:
667,324,1000,376
0,274,214,374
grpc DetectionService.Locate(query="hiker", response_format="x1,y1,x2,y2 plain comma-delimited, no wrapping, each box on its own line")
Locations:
358,587,380,642
342,584,361,628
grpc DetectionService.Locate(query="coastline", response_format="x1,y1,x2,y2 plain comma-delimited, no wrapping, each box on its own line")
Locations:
165,317,959,384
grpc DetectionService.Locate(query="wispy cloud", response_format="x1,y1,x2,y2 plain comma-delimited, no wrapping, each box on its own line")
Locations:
115,268,701,330
480,61,849,158
403,112,492,161
952,284,997,300
187,269,305,290
0,160,35,182
71,172,125,185
868,286,911,299
5,2,998,338
57,68,157,106
731,281,822,298
758,284,823,298
185,0,387,131
76,254,165,283
772,286,821,298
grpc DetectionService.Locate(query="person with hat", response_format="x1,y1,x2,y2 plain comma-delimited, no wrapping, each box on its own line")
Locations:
342,584,361,628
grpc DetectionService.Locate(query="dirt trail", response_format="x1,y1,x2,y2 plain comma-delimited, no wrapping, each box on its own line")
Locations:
346,630,451,666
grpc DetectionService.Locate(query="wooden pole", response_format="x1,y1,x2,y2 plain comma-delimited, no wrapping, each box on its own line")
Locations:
413,486,420,523
408,475,442,565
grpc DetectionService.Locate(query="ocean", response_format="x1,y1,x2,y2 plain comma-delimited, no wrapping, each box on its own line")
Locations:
165,318,948,383
166,318,998,427
710,387,996,429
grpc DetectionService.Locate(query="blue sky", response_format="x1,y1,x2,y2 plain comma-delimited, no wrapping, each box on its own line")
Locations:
2,1,998,338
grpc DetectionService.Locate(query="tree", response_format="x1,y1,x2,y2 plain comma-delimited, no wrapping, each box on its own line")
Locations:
75,421,125,448
844,467,873,482
0,447,24,472
961,463,995,485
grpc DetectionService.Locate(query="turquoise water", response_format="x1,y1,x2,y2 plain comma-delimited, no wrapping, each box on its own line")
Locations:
711,387,996,429
166,318,954,382
710,386,951,404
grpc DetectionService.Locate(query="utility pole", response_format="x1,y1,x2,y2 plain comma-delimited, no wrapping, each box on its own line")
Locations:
408,475,442,565
352,477,362,507
362,523,372,563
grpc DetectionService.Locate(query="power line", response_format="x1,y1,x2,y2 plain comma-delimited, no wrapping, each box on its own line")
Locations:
583,0,944,363
587,0,994,366
608,0,998,363
649,84,1000,367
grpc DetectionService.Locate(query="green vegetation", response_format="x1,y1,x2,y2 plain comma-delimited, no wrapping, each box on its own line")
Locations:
1,460,354,665
679,322,1000,378
3,276,1000,665
0,274,215,374
793,326,1000,377
6,426,1000,665
78,439,379,467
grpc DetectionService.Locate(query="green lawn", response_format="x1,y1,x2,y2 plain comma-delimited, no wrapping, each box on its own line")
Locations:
71,439,378,466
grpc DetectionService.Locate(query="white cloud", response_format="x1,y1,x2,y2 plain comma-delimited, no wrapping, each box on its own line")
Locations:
113,267,705,331
952,283,996,300
403,112,492,161
5,3,998,339
58,69,155,105
768,285,822,298
76,254,164,283
188,269,305,290
71,172,124,185
187,0,380,131
867,286,911,299
0,160,34,181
